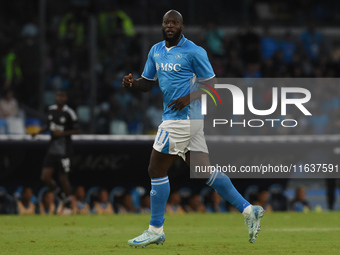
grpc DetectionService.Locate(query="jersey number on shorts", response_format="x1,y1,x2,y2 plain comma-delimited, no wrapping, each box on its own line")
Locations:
61,158,70,173
156,129,169,146
156,129,170,154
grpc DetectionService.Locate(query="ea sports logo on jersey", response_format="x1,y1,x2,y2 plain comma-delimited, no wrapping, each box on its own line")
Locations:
175,53,182,60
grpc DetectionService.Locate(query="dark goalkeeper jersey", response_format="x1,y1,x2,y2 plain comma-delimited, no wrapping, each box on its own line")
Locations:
46,104,79,156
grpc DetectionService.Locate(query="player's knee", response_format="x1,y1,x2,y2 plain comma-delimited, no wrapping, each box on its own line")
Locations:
148,165,163,178
148,165,156,178
148,164,167,178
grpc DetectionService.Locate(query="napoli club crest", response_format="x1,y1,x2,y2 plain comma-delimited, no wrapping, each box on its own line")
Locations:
175,53,182,60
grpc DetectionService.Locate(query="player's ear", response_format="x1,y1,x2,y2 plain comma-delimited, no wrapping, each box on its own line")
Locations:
181,24,184,31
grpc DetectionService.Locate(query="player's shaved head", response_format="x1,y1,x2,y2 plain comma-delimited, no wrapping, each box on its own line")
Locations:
162,10,184,46
163,10,183,24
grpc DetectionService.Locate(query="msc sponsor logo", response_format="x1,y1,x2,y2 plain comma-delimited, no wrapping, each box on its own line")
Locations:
156,62,181,72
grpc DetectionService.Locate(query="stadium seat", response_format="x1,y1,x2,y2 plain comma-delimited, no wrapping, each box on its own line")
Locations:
12,186,23,201
244,185,259,204
268,184,284,194
85,186,100,208
109,187,126,205
77,105,90,124
37,187,50,203
0,186,15,214
130,186,146,209
6,117,25,134
37,186,61,214
269,184,288,211
178,187,193,207
128,122,143,134
43,91,55,106
199,186,213,198
200,186,213,205
178,187,192,198
13,186,37,204
0,186,8,195
109,120,128,134
0,119,8,134
25,118,42,134
200,186,228,206
94,105,101,116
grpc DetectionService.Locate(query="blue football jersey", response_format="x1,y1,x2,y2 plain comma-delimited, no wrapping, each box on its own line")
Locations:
142,35,215,121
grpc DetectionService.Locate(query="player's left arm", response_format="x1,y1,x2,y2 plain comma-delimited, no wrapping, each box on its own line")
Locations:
167,77,217,111
188,76,218,101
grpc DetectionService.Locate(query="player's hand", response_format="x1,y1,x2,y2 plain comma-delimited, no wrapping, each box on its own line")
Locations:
122,73,134,88
53,130,64,137
167,95,190,111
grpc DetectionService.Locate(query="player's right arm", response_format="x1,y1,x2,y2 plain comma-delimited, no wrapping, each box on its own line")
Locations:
31,110,51,138
122,73,156,92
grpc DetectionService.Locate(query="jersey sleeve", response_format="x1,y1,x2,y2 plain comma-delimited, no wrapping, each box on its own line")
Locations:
71,116,80,130
141,46,157,80
191,47,215,80
66,108,80,130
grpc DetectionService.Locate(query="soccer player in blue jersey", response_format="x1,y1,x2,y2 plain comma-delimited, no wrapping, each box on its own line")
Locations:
122,10,264,247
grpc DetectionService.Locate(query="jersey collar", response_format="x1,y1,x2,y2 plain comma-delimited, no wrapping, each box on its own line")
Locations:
163,35,187,48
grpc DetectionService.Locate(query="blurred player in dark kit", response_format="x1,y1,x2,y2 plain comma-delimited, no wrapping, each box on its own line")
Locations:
32,89,80,208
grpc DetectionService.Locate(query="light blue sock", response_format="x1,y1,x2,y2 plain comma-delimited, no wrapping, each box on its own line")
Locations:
150,176,170,227
206,170,250,212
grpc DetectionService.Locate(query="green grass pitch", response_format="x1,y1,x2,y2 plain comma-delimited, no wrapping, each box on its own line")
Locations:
1,212,340,255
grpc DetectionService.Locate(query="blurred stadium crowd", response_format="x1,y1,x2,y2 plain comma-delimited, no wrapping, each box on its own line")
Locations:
0,1,340,135
0,184,314,215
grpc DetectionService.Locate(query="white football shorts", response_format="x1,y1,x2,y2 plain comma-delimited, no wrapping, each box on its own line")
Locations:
153,119,209,160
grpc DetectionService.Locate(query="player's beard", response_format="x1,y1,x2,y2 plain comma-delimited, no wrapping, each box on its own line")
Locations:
162,28,182,45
